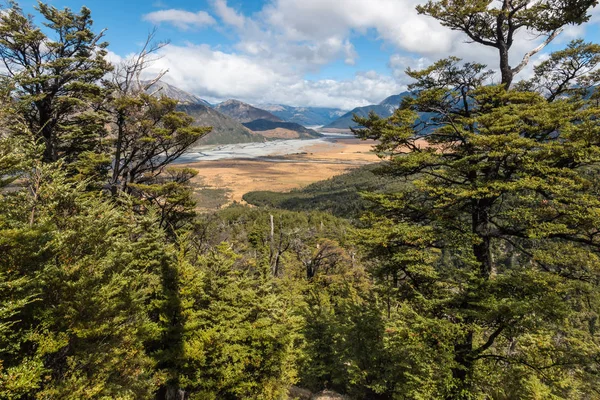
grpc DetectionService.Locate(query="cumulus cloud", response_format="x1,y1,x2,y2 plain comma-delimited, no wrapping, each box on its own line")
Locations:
105,50,124,66
135,1,600,108
389,55,431,84
259,1,600,64
211,0,246,29
254,0,600,83
140,43,402,109
142,9,216,30
260,0,454,55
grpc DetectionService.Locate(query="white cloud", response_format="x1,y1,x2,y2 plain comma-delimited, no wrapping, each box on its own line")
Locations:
105,50,124,66
141,44,402,109
260,0,455,55
134,1,600,108
256,0,600,82
389,55,431,84
142,9,216,30
211,0,246,29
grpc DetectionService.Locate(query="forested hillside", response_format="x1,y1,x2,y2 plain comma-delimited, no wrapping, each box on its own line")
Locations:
2,1,600,400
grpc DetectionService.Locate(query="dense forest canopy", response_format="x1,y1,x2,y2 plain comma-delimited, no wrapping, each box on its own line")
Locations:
1,1,600,399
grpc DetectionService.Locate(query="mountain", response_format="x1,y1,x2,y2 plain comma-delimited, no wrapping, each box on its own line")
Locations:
139,83,324,144
379,93,409,111
323,92,411,130
215,100,282,123
178,104,266,145
144,80,212,106
259,104,346,127
242,119,321,139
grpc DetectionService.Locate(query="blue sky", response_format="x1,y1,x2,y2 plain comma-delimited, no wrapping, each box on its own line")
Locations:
17,0,600,109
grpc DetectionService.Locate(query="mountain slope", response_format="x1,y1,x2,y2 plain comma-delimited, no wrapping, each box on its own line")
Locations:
323,92,411,130
242,119,321,139
144,80,211,106
178,104,266,145
379,93,409,111
215,100,282,123
259,104,346,127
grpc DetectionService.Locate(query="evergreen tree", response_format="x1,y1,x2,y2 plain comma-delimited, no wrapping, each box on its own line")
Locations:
0,135,169,398
153,241,302,399
354,46,600,398
105,35,211,232
0,1,112,164
417,0,598,86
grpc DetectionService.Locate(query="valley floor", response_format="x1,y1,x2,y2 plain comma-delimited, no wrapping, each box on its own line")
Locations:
180,137,379,209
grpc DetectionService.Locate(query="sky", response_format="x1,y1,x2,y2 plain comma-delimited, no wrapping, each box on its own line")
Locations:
16,0,600,110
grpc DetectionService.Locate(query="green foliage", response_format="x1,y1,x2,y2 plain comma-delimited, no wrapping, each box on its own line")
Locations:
4,2,600,399
129,167,199,233
107,83,210,234
158,242,302,399
107,93,210,192
516,39,600,102
0,158,167,398
352,47,600,398
243,164,405,220
0,1,113,164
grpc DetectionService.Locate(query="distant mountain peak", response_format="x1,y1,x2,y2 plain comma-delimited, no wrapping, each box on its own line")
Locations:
142,80,211,107
323,91,411,130
379,92,410,108
220,99,245,106
256,104,348,127
215,100,282,123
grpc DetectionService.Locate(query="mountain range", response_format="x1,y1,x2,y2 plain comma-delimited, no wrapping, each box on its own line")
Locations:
144,81,212,107
215,100,321,140
242,119,321,139
177,103,262,146
215,100,283,123
146,81,412,144
146,84,321,144
322,92,411,130
258,104,346,127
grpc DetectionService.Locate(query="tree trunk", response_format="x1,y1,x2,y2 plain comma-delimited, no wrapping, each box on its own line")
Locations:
472,200,493,278
499,44,513,88
156,386,187,400
448,331,474,400
38,102,56,163
110,115,125,195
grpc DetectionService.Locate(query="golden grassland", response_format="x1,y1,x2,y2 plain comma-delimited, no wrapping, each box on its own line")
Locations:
182,138,380,209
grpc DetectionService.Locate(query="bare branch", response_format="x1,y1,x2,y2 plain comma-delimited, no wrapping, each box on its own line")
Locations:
512,29,563,75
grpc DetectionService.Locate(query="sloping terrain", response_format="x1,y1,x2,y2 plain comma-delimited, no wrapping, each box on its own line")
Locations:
215,99,282,123
243,163,405,219
242,119,321,139
144,80,212,106
178,104,266,145
323,92,411,130
260,104,346,126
